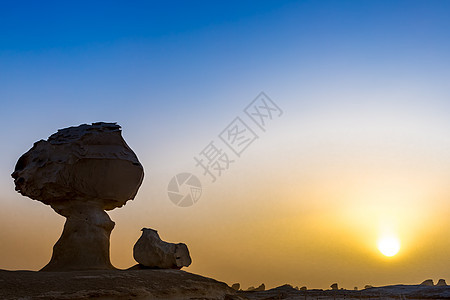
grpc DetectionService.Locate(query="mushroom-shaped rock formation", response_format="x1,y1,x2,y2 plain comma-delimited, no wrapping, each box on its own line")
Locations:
133,228,192,269
11,122,144,271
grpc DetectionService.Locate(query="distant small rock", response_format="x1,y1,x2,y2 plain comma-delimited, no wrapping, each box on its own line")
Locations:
330,283,338,290
436,279,447,286
365,285,373,289
231,283,240,290
300,286,307,291
354,286,358,290
420,279,434,286
245,283,265,292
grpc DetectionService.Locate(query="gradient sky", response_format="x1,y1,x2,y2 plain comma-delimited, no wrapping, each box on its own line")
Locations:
1,0,450,290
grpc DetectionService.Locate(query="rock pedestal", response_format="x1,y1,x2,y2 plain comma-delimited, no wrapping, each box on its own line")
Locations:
41,203,115,271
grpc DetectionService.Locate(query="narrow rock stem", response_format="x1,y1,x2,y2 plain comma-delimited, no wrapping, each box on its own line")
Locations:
41,203,115,271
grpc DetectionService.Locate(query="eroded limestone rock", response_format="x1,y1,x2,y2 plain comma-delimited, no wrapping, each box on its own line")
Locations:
12,122,144,271
133,228,191,269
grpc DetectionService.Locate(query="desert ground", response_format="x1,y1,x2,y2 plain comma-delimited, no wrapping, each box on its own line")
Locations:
1,269,449,300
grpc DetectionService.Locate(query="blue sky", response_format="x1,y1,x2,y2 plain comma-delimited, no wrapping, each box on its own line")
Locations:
1,0,450,288
4,2,447,144
1,0,449,142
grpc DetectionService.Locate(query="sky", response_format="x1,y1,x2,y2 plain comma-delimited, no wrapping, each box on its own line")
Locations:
1,0,450,290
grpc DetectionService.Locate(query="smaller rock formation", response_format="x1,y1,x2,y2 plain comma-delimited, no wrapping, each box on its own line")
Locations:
420,279,434,286
436,279,447,286
330,283,339,290
300,286,307,291
133,228,191,269
365,285,373,289
231,283,240,291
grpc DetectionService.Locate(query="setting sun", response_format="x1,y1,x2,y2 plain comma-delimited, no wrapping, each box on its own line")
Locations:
377,236,401,257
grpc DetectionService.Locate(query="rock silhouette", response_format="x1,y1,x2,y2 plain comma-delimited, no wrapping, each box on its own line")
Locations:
133,228,191,269
436,279,447,286
11,122,144,271
420,279,434,286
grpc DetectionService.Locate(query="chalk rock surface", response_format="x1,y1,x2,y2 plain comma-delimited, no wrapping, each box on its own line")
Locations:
133,228,192,269
11,122,144,271
0,269,234,300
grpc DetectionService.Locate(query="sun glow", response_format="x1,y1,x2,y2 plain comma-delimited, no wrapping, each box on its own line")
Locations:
377,235,401,257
